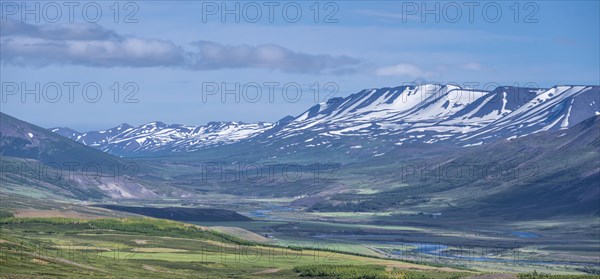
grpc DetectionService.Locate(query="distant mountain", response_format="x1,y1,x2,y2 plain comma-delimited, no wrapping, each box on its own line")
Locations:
51,84,599,159
255,84,598,155
52,124,133,146
51,121,274,156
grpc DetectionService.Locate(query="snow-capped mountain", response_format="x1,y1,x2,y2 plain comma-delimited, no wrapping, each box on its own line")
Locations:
266,84,599,146
52,121,274,156
51,84,600,157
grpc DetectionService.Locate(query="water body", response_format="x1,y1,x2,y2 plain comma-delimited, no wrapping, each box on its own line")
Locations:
249,205,296,219
390,242,595,267
311,233,592,267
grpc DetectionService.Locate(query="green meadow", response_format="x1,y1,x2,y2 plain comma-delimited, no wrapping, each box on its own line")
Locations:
0,217,474,278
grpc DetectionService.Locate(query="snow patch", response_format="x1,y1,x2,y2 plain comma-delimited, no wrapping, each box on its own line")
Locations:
463,142,483,147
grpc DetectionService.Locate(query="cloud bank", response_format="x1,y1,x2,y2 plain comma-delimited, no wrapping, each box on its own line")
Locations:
1,20,360,74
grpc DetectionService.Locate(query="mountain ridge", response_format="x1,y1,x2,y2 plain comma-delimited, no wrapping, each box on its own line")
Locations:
49,84,600,158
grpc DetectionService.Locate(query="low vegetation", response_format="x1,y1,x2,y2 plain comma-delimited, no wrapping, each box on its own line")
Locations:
294,264,464,279
0,217,251,245
519,271,600,279
0,217,470,278
294,264,402,278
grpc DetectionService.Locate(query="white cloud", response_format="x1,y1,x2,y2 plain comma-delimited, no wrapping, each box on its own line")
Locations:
0,20,360,74
375,63,433,78
461,62,483,71
188,41,360,74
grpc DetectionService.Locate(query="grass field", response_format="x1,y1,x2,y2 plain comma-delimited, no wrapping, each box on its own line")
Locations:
0,217,476,278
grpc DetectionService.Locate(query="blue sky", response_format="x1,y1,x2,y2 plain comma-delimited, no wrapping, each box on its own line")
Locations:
1,1,599,131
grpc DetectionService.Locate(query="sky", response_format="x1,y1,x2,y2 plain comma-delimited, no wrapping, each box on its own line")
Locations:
1,1,599,131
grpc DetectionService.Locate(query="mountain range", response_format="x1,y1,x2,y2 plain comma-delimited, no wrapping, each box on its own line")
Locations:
51,84,599,158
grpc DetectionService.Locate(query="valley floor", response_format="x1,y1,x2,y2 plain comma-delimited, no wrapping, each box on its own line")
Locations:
0,217,473,278
1,194,598,277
